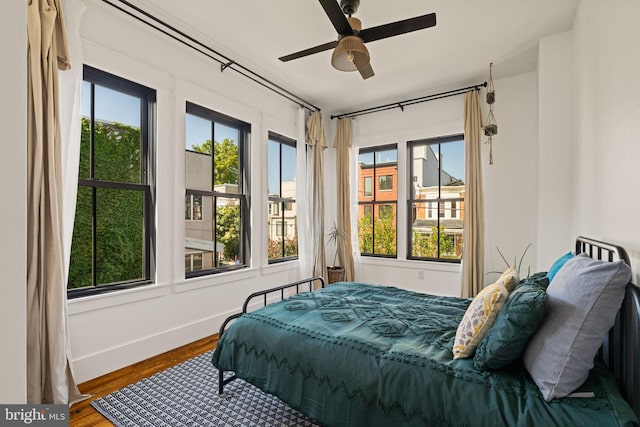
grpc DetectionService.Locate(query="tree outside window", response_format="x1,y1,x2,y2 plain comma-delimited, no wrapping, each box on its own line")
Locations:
68,65,156,296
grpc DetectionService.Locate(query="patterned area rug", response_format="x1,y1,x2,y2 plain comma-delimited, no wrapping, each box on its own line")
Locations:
91,351,319,427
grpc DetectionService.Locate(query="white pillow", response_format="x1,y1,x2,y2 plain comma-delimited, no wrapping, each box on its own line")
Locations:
523,254,631,401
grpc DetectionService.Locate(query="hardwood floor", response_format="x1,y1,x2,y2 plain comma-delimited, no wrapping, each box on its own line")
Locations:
70,334,218,427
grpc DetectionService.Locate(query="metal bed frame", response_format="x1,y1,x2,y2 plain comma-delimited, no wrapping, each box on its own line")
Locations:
575,236,640,417
217,237,639,419
217,276,325,394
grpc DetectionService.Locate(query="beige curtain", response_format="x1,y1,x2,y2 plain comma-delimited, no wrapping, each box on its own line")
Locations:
27,0,82,404
306,112,328,285
333,118,355,281
461,90,485,298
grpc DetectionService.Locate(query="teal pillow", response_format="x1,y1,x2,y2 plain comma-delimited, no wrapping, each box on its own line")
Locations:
547,252,574,282
473,283,547,370
516,271,549,290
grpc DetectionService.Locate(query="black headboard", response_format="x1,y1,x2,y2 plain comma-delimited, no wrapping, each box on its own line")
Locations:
575,236,640,418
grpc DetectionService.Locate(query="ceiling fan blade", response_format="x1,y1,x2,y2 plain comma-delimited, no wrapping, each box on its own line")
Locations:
279,41,338,62
360,13,436,43
318,0,354,35
356,62,374,80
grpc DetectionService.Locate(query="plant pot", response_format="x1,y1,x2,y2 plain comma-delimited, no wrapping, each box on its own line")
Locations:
327,266,345,284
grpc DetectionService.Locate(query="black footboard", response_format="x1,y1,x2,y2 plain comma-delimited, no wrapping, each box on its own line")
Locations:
217,276,326,394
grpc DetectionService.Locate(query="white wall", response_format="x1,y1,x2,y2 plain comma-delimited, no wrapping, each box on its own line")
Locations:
67,0,307,382
571,0,640,282
537,31,575,270
341,71,539,296
0,1,27,404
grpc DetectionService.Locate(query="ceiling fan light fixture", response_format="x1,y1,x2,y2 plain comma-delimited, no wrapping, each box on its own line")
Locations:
331,35,369,72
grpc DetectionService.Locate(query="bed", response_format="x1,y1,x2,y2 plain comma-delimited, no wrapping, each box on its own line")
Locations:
212,237,640,426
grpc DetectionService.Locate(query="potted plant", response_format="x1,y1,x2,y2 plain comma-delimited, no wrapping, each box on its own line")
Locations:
326,222,346,284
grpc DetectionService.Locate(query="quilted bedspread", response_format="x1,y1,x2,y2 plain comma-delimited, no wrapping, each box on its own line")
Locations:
212,282,637,427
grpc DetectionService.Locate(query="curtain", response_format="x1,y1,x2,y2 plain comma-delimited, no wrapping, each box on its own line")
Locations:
306,112,328,285
333,118,355,281
27,0,83,404
296,107,313,278
461,90,485,298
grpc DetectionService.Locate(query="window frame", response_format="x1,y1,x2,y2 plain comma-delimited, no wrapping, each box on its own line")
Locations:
267,131,298,264
357,143,398,258
407,134,465,263
67,65,157,298
185,101,251,278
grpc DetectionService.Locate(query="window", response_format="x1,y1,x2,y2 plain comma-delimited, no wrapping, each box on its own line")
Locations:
185,194,203,221
185,252,203,272
67,65,156,296
184,102,250,277
408,135,465,262
267,132,298,263
357,144,397,257
363,176,372,197
379,175,393,191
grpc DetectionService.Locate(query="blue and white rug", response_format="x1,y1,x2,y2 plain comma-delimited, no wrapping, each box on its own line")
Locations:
91,351,319,427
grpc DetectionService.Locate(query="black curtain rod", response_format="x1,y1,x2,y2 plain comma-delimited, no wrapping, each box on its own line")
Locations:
331,82,487,120
101,0,321,112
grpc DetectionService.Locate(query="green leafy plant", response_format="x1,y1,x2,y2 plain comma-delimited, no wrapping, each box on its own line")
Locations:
488,243,533,278
327,222,346,267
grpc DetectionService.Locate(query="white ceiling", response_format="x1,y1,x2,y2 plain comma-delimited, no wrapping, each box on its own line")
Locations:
126,0,578,114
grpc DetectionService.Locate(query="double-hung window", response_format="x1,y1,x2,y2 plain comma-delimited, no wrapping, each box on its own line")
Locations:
68,65,156,297
408,135,465,262
184,102,250,277
357,144,398,257
267,132,298,263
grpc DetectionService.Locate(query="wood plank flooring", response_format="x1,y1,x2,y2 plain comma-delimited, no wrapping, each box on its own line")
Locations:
70,334,218,427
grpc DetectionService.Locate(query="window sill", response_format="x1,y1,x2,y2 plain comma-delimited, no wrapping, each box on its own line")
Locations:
358,256,461,273
68,282,171,315
175,267,259,292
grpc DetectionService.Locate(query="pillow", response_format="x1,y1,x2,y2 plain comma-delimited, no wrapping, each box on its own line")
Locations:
473,282,547,370
516,271,549,290
523,253,631,401
546,252,574,282
495,266,519,292
453,284,509,359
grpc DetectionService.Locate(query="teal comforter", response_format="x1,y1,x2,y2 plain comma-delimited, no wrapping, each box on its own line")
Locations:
212,282,638,427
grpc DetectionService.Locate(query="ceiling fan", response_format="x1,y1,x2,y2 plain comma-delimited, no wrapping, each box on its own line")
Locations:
278,0,436,80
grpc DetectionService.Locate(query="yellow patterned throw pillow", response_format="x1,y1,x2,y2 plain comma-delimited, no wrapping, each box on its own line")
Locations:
495,266,519,292
453,284,509,359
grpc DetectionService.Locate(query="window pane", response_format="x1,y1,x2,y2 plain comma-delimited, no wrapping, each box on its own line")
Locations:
93,85,142,184
267,140,280,196
440,139,465,185
95,188,144,285
374,203,396,255
68,186,93,289
214,123,239,186
216,197,241,266
267,201,283,260
185,114,213,192
281,143,296,198
409,137,465,261
185,195,214,273
358,204,373,253
79,81,92,180
411,201,436,258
